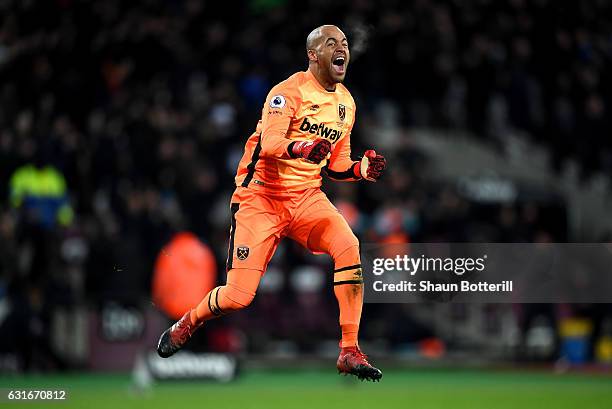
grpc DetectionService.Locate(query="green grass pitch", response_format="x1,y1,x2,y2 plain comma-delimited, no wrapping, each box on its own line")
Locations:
1,367,611,409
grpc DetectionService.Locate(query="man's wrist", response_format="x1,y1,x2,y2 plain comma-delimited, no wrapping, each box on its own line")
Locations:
352,161,362,179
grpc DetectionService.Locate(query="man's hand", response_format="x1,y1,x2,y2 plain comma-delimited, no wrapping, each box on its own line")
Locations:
358,150,386,181
291,139,332,164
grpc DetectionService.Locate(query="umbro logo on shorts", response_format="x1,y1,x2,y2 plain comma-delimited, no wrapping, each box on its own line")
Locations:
237,246,250,260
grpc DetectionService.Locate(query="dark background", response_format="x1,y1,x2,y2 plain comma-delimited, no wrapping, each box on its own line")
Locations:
1,0,611,372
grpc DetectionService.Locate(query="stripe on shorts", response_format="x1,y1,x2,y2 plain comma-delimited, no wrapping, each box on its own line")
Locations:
226,203,240,271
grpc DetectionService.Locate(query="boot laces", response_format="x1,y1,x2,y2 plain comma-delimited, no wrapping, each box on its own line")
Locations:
354,347,370,364
173,317,193,344
344,346,370,365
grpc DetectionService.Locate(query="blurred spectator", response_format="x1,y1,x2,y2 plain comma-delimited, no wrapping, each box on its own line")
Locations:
9,149,73,230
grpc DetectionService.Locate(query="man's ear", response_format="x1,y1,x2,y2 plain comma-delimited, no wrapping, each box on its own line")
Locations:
307,49,318,62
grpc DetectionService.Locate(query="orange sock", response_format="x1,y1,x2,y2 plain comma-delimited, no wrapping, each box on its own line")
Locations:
307,220,364,348
333,245,363,348
188,268,262,326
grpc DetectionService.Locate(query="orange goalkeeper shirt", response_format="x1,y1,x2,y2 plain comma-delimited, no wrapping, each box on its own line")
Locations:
235,70,358,191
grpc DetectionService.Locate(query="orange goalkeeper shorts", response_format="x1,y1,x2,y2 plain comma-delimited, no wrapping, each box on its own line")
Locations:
226,186,356,272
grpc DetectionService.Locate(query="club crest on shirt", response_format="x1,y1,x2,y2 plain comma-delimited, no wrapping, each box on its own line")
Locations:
338,104,346,122
237,246,250,260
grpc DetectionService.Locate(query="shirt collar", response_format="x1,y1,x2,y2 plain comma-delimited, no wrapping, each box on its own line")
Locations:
306,69,337,93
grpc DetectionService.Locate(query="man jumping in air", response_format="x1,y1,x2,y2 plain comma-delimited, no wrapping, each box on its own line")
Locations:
157,24,386,381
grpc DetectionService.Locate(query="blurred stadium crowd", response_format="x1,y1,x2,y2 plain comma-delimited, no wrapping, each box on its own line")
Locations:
1,0,611,370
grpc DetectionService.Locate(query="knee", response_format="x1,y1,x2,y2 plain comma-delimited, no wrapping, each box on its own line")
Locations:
344,231,360,249
224,282,256,309
220,268,261,313
331,238,360,264
314,217,359,262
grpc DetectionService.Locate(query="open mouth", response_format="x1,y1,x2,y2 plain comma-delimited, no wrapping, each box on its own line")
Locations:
332,56,346,75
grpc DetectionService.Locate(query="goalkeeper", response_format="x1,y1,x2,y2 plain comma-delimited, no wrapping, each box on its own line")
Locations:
157,24,386,381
